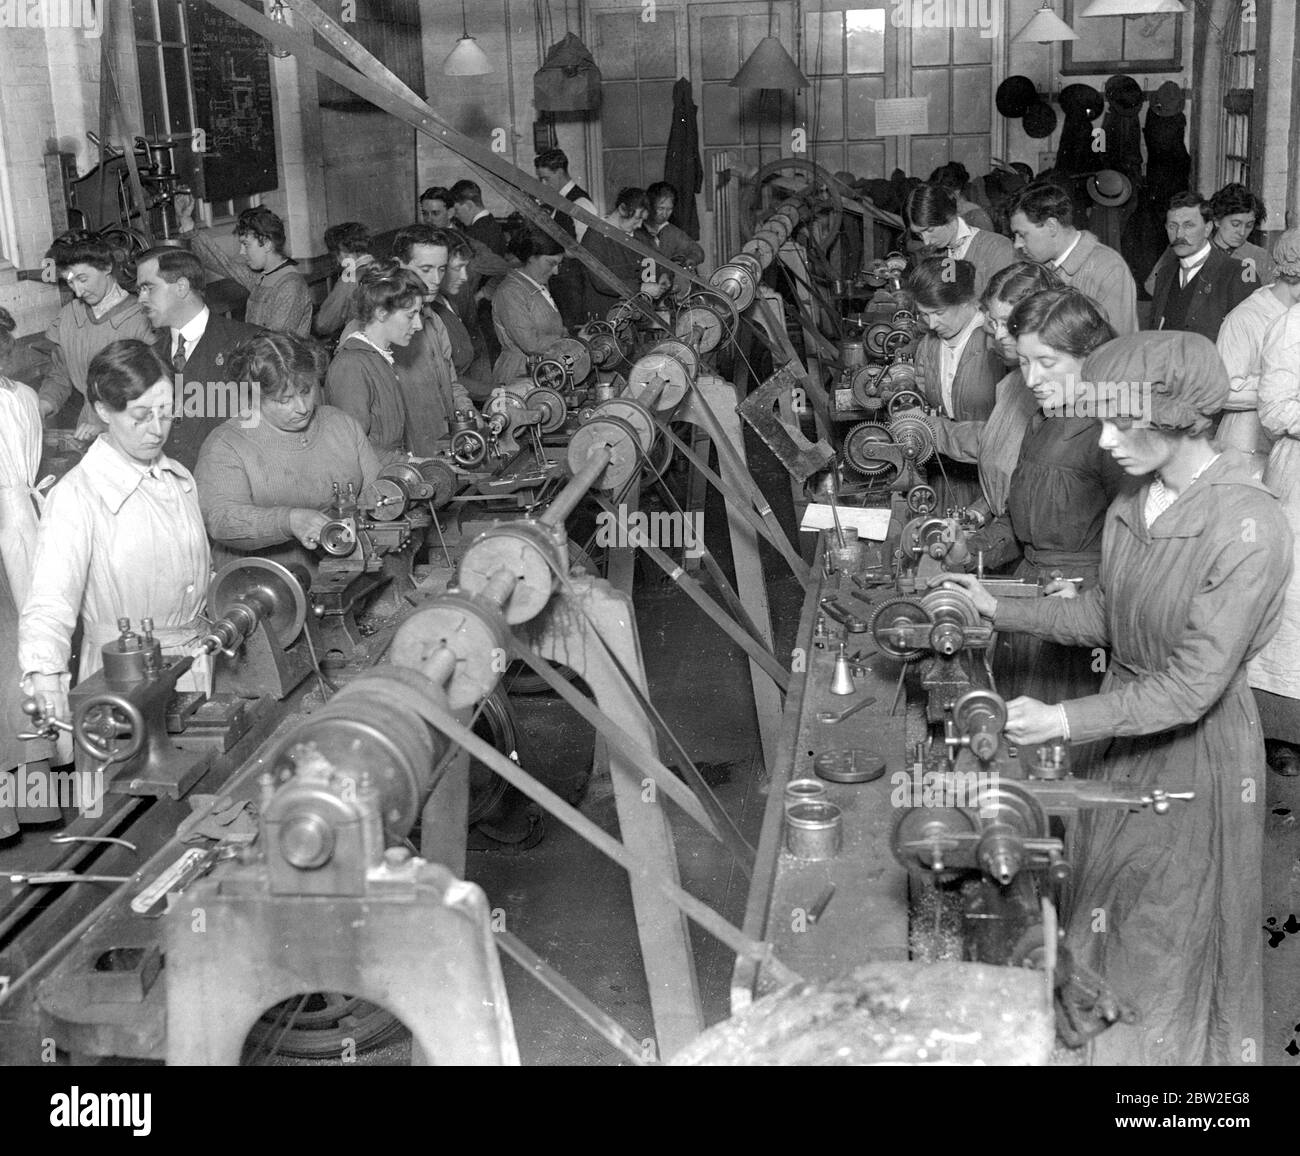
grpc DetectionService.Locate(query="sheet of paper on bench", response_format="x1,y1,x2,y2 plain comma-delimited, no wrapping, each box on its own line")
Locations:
800,504,891,541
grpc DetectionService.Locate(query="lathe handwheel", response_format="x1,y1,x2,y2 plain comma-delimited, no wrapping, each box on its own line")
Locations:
886,388,925,417
530,358,568,392
73,693,145,765
907,484,937,515
451,428,488,469
891,806,977,874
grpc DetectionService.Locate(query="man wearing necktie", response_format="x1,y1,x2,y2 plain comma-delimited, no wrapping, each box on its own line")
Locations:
1146,192,1254,342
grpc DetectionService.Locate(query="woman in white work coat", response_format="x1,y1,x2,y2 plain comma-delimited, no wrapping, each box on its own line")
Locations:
20,338,210,765
0,308,57,835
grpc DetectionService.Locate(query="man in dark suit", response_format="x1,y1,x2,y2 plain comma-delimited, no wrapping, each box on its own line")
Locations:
1147,192,1254,342
134,247,261,471
450,180,508,257
535,147,597,326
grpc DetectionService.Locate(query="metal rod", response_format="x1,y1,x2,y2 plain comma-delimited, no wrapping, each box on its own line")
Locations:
495,930,651,1065
405,691,796,982
540,445,611,527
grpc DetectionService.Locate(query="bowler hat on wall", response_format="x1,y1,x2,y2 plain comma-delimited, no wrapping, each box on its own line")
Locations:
1060,83,1104,121
1150,80,1184,118
1022,101,1059,139
1104,74,1144,112
996,76,1039,119
1086,169,1133,207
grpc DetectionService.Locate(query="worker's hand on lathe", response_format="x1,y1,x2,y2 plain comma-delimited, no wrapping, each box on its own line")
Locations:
289,508,330,549
27,672,73,764
1005,696,1065,745
926,571,996,618
1043,577,1080,598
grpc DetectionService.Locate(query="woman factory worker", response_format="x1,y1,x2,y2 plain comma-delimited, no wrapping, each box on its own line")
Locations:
967,288,1132,705
36,232,154,439
580,187,670,322
324,260,423,464
20,339,211,761
907,255,1005,509
0,307,56,834
905,182,1016,299
491,227,567,386
196,332,380,573
922,261,1061,521
936,329,1292,1065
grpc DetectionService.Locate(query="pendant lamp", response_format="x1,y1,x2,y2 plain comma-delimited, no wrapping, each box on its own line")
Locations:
1013,1,1079,43
444,0,492,76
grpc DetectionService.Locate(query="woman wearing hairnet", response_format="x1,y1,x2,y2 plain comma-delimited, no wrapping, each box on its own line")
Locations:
937,330,1292,1064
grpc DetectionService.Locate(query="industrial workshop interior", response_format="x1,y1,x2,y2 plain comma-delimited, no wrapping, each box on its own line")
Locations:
0,0,1298,1091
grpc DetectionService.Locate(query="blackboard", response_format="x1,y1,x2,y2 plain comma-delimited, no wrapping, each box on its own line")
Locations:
186,0,278,203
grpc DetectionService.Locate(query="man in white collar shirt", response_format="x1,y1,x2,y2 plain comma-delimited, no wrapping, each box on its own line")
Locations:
135,247,261,472
1147,192,1253,342
535,147,598,326
1008,182,1139,335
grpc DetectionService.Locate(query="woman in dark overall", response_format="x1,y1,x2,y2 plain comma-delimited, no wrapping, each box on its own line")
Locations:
967,288,1135,706
938,330,1292,1064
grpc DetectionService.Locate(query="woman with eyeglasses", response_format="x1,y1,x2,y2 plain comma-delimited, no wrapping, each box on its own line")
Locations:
19,338,210,762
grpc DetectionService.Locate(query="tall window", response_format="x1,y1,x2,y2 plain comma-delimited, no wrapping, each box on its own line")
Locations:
1220,2,1256,189
801,9,887,178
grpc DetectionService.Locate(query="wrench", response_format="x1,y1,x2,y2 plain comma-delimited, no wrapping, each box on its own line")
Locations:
817,695,878,724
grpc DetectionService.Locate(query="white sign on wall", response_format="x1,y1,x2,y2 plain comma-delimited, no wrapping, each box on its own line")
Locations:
874,97,930,137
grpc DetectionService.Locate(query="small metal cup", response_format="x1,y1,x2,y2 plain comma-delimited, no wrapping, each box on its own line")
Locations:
784,778,828,806
784,800,843,860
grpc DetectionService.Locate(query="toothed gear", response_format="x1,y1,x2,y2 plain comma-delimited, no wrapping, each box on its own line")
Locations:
841,421,898,481
869,596,931,660
888,412,936,466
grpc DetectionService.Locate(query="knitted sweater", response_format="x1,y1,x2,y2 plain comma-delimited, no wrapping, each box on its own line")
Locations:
190,230,313,336
323,333,409,463
40,294,154,427
195,404,380,573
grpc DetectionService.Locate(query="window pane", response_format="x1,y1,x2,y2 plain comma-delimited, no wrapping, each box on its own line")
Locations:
911,26,949,68
912,69,949,134
138,47,164,128
641,81,675,146
602,82,642,148
951,67,990,134
809,77,844,142
700,16,739,81
702,83,741,146
845,9,885,73
910,137,950,178
846,75,884,140
637,16,677,77
158,0,183,42
846,141,884,177
804,11,844,77
595,15,637,81
163,46,192,134
951,136,990,178
133,0,157,40
952,24,992,65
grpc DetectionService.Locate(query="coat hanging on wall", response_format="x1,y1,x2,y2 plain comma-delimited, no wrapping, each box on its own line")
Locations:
535,32,602,112
664,78,703,240
1101,75,1145,181
1057,84,1104,177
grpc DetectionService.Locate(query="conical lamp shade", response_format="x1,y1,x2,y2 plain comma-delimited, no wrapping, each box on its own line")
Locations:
443,35,492,76
1014,4,1079,42
730,37,809,90
1080,0,1184,15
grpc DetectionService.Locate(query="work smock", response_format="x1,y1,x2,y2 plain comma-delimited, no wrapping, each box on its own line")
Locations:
993,450,1291,1064
19,436,211,687
491,270,566,386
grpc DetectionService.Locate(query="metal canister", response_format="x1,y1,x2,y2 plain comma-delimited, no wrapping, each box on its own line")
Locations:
784,778,828,806
784,800,843,860
839,339,866,370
